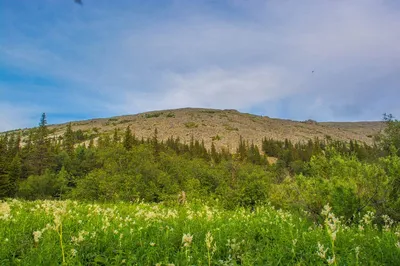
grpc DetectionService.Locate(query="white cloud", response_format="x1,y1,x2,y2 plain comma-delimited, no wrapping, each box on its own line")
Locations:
1,0,399,126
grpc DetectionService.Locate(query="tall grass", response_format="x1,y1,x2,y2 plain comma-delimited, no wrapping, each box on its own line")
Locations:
1,199,399,265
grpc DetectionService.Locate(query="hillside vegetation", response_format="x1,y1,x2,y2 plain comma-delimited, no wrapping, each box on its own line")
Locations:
1,111,400,265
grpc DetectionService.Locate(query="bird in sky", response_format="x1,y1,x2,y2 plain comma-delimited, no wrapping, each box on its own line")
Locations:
74,0,83,5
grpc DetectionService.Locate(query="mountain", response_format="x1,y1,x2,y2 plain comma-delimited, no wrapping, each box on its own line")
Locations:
27,107,382,152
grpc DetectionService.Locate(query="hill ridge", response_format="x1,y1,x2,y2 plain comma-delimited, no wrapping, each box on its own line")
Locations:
4,108,383,152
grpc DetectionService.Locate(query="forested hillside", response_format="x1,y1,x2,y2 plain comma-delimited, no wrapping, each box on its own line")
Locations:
1,112,399,222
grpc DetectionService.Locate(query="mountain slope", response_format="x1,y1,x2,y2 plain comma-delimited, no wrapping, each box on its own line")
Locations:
42,108,383,151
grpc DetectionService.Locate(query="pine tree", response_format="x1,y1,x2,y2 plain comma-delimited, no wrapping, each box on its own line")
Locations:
153,128,160,159
7,154,21,197
237,136,247,161
30,113,53,175
113,128,120,144
63,123,75,155
0,135,9,198
123,126,133,150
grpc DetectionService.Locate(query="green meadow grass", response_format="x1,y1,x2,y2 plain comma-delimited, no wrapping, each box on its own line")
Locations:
1,200,399,265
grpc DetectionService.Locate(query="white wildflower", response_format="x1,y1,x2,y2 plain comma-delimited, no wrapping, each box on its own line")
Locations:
321,204,332,216
182,233,193,247
0,202,11,220
327,255,336,265
33,231,42,243
71,248,77,257
317,242,328,259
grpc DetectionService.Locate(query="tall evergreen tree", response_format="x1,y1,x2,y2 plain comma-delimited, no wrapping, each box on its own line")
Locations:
31,113,52,175
63,123,75,155
7,154,21,197
0,135,9,198
153,128,160,159
113,128,120,144
123,126,133,150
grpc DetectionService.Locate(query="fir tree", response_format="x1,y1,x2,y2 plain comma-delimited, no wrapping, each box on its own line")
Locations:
31,113,52,175
7,154,21,197
63,123,75,155
123,126,133,150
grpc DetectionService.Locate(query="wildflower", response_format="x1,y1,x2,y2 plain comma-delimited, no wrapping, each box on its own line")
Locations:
150,242,156,247
358,225,364,231
0,202,11,220
70,249,77,257
205,232,214,250
321,204,332,216
327,255,336,265
33,231,42,243
71,231,89,245
382,214,394,231
317,242,328,259
182,233,193,247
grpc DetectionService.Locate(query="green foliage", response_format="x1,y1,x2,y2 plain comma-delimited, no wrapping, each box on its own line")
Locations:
1,112,400,224
2,113,400,264
1,200,399,265
144,112,163,118
17,171,64,200
378,113,400,156
184,122,198,128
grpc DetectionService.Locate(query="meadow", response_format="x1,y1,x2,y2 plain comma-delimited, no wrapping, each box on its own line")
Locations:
1,199,399,265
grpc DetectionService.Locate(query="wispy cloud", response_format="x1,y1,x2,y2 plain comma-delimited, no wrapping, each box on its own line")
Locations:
1,0,399,130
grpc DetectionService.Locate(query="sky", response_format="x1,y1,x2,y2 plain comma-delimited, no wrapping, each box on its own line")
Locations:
1,0,400,131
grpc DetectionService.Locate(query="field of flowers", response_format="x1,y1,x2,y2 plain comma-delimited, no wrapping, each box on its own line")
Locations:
1,199,400,265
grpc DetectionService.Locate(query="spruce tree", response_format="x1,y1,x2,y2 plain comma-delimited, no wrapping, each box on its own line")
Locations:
63,123,75,155
123,126,133,150
0,135,9,198
29,113,53,175
7,154,21,197
113,128,120,144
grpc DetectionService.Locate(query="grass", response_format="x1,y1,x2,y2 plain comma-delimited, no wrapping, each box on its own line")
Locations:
1,200,399,265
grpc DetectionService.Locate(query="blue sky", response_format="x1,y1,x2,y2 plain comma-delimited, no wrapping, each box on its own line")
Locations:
1,0,400,131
